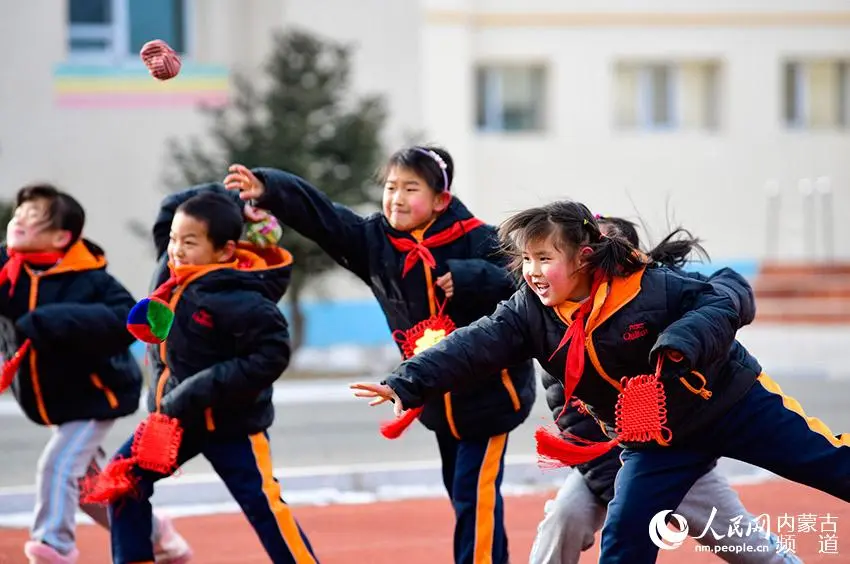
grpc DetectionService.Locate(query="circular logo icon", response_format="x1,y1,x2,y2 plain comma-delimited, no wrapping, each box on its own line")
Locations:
648,510,690,550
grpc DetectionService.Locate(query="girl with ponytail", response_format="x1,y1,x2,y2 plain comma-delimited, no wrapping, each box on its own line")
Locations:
527,214,800,564
353,199,850,563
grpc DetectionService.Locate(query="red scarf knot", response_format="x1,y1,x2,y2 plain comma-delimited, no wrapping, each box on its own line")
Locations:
387,217,484,277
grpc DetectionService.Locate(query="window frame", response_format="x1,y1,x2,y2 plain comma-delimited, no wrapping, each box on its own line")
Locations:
840,62,850,128
783,61,807,129
783,59,850,130
67,0,193,65
614,59,721,132
636,63,678,130
474,62,548,134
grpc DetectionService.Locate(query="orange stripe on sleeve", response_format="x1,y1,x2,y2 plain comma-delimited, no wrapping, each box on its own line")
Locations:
500,369,521,411
443,393,462,440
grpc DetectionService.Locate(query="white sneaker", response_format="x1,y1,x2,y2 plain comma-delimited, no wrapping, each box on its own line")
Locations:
153,515,193,564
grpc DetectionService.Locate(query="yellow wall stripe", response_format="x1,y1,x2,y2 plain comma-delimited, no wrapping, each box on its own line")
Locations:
55,79,228,94
426,11,850,28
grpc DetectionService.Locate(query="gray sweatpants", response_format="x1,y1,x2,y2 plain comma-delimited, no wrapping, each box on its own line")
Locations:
31,420,115,554
528,467,802,564
30,420,164,555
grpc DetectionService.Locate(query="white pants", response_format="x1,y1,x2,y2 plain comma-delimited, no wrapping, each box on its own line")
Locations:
32,420,115,554
31,420,165,555
529,467,802,564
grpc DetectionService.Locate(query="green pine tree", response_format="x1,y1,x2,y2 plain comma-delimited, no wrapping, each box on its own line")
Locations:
0,202,13,235
164,29,387,351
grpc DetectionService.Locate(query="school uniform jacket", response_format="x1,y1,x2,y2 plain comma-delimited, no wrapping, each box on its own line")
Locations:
251,168,536,441
542,267,743,503
1,240,142,425
146,186,293,437
387,265,761,449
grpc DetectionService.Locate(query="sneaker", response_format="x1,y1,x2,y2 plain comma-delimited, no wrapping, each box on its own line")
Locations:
24,541,79,564
154,515,193,564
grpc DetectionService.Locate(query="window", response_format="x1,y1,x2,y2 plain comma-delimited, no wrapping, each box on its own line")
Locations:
68,0,188,62
614,61,720,131
476,65,546,132
784,60,850,129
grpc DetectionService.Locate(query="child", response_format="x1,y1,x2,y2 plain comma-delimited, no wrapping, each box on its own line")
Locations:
223,147,536,564
529,215,801,564
0,184,188,564
102,188,317,564
351,200,850,563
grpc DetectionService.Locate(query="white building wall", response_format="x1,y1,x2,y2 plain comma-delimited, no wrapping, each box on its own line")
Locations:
421,1,850,261
2,1,849,302
0,0,282,298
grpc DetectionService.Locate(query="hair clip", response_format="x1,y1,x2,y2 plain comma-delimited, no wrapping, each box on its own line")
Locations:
583,219,589,225
412,147,450,191
428,150,447,170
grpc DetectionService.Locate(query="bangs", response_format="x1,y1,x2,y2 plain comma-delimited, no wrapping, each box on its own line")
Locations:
511,221,560,256
499,208,562,275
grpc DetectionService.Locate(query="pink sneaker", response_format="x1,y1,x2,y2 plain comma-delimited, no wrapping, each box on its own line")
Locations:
23,541,79,564
154,515,193,564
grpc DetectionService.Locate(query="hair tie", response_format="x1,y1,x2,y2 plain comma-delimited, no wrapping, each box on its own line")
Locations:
412,147,450,192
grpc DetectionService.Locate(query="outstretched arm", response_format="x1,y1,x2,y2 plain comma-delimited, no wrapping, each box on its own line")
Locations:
16,272,136,358
225,165,372,281
352,291,534,411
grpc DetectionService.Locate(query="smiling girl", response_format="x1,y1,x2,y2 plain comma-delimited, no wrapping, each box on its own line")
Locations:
352,199,850,563
224,146,536,564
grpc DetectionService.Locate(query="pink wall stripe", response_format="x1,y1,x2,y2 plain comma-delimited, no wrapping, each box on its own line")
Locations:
56,92,228,109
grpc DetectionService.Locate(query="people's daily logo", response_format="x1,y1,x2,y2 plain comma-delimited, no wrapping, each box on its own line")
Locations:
649,510,690,550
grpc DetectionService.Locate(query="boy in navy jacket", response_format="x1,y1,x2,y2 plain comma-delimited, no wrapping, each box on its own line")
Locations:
0,184,164,564
106,189,318,564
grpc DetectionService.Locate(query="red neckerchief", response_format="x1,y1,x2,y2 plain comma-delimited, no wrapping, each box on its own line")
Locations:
387,218,484,277
549,273,605,421
0,251,65,394
0,251,64,296
380,216,484,438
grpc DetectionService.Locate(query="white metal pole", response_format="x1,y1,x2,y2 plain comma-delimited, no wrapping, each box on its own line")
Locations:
764,180,780,259
816,176,833,261
798,178,815,258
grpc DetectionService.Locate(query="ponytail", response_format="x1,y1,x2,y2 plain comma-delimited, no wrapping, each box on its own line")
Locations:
646,228,708,269
596,216,708,270
583,233,646,277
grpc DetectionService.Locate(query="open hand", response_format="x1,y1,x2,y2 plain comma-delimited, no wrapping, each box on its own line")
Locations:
224,164,266,201
350,382,402,416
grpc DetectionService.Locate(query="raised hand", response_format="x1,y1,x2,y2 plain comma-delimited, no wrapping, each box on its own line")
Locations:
224,164,266,201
